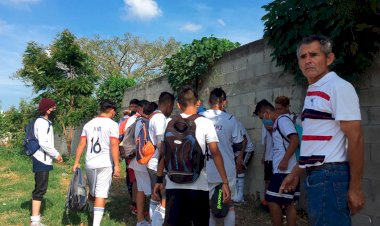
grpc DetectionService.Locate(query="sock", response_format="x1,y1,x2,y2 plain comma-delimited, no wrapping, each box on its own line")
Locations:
151,204,165,226
149,199,159,219
30,215,41,223
209,210,216,226
235,174,245,202
224,207,235,226
93,207,104,226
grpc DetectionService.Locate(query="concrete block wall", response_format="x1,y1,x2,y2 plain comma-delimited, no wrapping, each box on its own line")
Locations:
121,39,380,225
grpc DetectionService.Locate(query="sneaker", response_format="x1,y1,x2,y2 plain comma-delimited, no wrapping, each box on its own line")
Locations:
129,203,137,215
136,219,151,226
233,199,246,206
30,222,46,226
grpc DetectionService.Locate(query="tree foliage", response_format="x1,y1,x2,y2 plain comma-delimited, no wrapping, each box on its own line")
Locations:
164,37,240,92
96,76,136,119
262,0,380,83
79,33,180,81
14,29,99,156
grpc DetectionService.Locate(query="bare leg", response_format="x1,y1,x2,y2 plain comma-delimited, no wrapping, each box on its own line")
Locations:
268,202,283,226
286,203,297,226
136,191,146,222
31,200,41,216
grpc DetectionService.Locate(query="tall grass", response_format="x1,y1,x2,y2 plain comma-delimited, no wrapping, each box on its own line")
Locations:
0,147,134,226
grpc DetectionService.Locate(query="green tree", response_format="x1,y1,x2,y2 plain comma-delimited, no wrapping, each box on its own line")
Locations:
164,36,240,92
96,76,136,119
15,29,99,156
262,0,380,83
79,33,180,81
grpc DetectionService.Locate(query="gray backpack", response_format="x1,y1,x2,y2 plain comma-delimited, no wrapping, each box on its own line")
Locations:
119,118,139,160
66,168,87,212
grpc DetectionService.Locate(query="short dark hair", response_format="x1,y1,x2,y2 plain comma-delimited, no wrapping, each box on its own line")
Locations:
209,88,226,106
253,99,274,116
275,96,290,107
158,92,175,105
143,102,156,116
100,100,116,113
138,99,149,108
129,99,139,106
297,35,333,58
177,86,198,108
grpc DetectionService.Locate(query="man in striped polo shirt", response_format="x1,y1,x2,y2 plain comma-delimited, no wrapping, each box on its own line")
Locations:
280,35,365,226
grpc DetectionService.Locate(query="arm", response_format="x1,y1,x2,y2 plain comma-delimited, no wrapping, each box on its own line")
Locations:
73,136,87,172
278,134,299,171
236,135,247,172
209,142,231,203
110,137,120,177
279,163,304,194
340,120,365,214
153,142,165,200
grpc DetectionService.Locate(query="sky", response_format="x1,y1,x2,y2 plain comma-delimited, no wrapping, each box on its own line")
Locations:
0,0,272,111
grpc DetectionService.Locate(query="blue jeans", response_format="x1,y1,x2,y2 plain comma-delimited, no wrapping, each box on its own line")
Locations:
305,163,351,226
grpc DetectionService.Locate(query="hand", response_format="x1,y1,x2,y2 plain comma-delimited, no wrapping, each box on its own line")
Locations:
72,163,80,172
279,174,299,194
236,156,244,172
347,187,365,215
56,155,63,163
222,183,231,203
278,158,289,171
153,183,164,201
113,165,120,178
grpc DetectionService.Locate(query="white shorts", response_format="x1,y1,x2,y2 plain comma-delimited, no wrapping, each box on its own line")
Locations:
135,170,151,195
86,167,113,198
208,178,236,200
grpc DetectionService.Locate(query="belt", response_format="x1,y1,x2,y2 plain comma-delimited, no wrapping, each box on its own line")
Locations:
306,162,348,175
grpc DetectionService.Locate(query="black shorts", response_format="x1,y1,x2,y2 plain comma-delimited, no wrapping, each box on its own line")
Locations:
32,171,50,201
164,189,209,226
264,161,273,181
265,173,300,205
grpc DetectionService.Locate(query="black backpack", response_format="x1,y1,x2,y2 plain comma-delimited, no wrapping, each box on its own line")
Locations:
163,114,206,184
23,117,51,156
66,168,87,212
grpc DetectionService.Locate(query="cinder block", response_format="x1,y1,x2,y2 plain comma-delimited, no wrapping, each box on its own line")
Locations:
371,179,380,201
370,143,380,162
362,126,380,144
224,71,240,84
231,58,248,71
361,107,369,126
364,162,380,180
373,216,380,226
362,178,373,200
234,105,249,117
254,62,272,77
368,107,380,125
238,69,254,81
359,88,380,107
247,52,264,65
360,199,380,217
351,214,372,226
271,61,284,74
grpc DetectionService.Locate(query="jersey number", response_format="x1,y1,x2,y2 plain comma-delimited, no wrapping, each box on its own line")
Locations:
91,137,101,154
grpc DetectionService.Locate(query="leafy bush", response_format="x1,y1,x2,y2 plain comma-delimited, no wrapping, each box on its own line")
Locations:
164,37,240,92
262,0,380,83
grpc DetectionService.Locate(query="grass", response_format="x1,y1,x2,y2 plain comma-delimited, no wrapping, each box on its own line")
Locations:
0,146,308,226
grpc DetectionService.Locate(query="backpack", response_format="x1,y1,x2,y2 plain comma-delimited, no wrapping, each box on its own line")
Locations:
119,116,139,160
23,117,51,156
163,114,205,184
65,168,87,212
135,117,155,165
275,114,302,160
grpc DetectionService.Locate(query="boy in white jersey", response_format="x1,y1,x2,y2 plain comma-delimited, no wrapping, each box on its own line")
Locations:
153,86,231,226
147,92,175,226
256,100,299,226
200,87,243,226
30,98,63,226
73,100,120,226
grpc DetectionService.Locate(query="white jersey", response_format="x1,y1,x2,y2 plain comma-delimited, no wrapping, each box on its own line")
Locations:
33,117,60,165
299,72,361,167
200,109,243,183
165,113,219,191
272,114,297,173
81,117,119,169
147,110,167,171
237,121,254,153
261,126,273,161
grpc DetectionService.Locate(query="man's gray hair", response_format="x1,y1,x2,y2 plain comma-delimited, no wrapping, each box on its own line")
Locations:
296,35,333,58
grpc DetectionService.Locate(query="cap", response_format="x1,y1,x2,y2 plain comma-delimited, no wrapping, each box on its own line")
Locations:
38,98,56,113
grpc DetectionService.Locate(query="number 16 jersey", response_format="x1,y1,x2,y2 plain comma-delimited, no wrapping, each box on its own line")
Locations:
81,116,119,169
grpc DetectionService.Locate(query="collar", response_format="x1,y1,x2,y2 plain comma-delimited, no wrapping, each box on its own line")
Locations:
310,71,337,87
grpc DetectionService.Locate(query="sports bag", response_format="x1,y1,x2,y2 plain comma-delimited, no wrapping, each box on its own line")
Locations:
136,117,155,165
119,117,139,160
66,168,87,212
23,117,51,156
163,114,205,184
211,183,229,218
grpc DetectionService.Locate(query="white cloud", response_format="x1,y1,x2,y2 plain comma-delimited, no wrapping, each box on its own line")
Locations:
0,19,14,34
180,23,202,32
217,19,226,27
0,0,40,9
122,0,162,21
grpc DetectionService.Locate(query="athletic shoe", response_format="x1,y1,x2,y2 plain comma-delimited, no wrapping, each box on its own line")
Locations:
30,222,46,226
233,199,246,206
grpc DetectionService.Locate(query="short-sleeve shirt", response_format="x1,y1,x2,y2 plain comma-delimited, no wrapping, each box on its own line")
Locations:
237,121,254,153
200,109,243,183
299,72,361,168
262,126,273,161
81,117,119,169
165,113,219,191
272,114,297,173
147,110,167,171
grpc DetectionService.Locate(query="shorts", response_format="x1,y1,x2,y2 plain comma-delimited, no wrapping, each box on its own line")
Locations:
135,170,151,195
86,167,113,198
148,168,166,199
209,178,236,200
264,161,273,181
235,151,253,170
32,171,49,201
265,173,300,205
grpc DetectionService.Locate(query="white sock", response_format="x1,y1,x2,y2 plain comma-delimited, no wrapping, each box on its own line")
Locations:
209,209,217,226
149,199,159,219
224,207,235,226
93,207,104,226
151,204,165,226
30,215,41,223
235,174,245,202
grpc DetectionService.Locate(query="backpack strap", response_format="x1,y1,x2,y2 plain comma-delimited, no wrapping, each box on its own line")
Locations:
275,115,292,150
